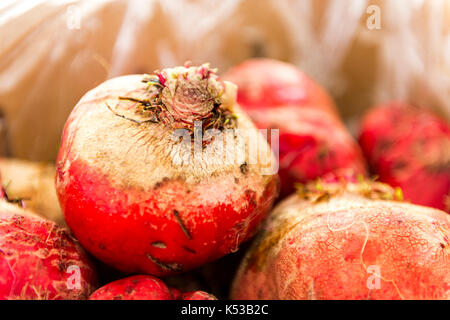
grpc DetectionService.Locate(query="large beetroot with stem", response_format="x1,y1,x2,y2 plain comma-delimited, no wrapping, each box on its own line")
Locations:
56,63,279,276
231,176,450,300
359,102,450,212
224,58,366,197
0,197,97,300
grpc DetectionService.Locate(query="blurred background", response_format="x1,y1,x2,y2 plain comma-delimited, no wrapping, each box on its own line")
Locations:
0,0,449,161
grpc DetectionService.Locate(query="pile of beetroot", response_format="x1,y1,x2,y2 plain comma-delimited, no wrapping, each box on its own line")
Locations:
0,59,449,300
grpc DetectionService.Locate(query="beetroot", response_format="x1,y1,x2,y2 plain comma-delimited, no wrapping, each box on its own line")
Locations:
224,58,366,197
89,275,216,300
231,178,450,300
56,63,279,276
0,199,97,300
359,102,450,212
223,58,338,115
182,290,217,300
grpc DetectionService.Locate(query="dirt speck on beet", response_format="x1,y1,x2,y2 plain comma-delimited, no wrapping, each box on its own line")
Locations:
172,210,192,240
240,162,249,174
151,241,167,249
145,253,183,273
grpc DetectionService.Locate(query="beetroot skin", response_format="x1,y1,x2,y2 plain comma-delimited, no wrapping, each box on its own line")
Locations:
224,58,366,197
359,102,450,212
0,200,97,300
232,178,450,300
89,275,216,300
181,290,217,300
56,63,279,276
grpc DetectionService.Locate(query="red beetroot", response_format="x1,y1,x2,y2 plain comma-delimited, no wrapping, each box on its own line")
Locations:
231,178,450,300
89,275,216,300
359,102,450,212
0,199,97,300
56,63,279,276
223,58,338,115
224,58,366,197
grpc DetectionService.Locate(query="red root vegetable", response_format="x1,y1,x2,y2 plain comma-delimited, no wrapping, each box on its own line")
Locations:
224,58,366,197
0,199,97,300
231,178,450,300
359,102,450,212
56,63,279,276
182,290,217,300
89,275,216,300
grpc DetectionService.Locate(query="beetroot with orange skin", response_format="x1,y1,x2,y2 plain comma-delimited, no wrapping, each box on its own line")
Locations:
231,179,450,300
56,63,279,276
89,275,216,300
0,200,97,300
359,102,450,212
224,58,366,197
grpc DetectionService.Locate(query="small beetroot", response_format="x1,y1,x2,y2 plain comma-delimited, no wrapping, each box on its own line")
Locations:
232,177,450,300
56,63,279,276
224,58,366,197
89,275,216,300
359,102,450,212
182,290,217,300
0,200,97,300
